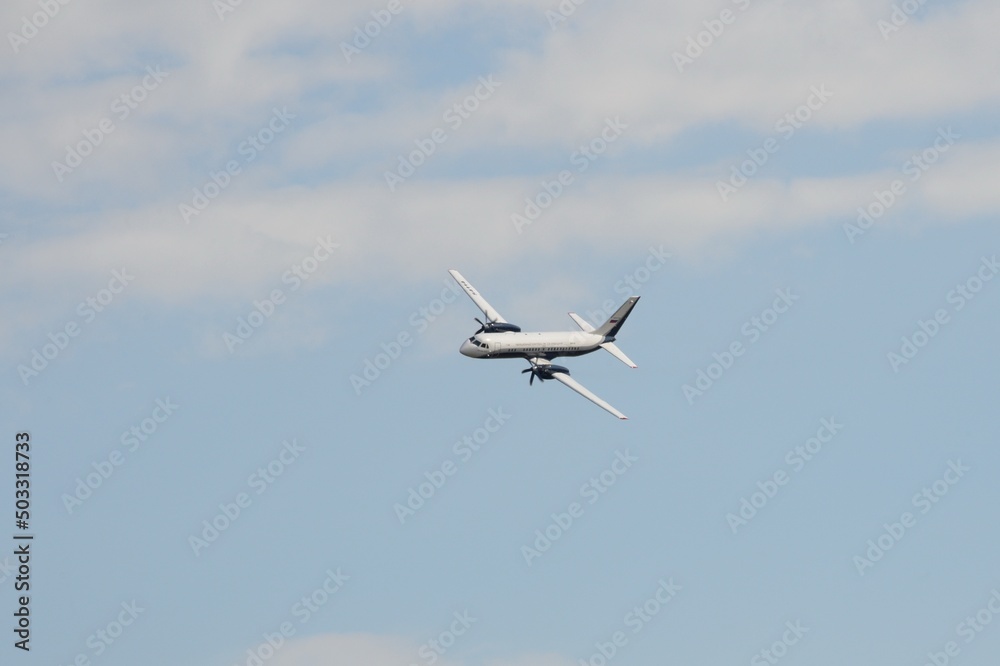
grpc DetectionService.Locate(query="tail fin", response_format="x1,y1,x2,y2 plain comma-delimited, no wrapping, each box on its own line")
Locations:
595,296,639,338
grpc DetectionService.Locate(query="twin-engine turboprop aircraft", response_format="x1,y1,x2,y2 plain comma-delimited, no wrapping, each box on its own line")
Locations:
449,269,639,420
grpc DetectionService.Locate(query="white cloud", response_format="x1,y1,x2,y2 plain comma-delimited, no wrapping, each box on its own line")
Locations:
921,137,1000,218
0,140,982,317
427,0,1000,145
7,0,999,200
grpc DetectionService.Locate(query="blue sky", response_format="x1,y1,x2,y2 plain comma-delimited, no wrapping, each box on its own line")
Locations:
3,1,1000,665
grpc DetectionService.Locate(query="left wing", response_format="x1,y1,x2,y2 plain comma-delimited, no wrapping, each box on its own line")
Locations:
448,270,507,323
531,358,627,420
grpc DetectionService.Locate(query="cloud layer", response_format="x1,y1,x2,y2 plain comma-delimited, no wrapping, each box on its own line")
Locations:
3,0,997,353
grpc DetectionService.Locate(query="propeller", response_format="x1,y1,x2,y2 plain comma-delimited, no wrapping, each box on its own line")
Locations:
521,362,569,386
474,317,491,334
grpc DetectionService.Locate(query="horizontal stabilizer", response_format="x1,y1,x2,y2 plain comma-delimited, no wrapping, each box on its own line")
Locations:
568,312,595,332
601,342,637,368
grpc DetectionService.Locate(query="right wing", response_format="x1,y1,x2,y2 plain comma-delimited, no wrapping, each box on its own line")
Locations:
448,270,508,323
549,370,628,420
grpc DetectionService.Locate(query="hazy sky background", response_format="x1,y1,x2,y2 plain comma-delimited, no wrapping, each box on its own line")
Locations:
2,1,999,665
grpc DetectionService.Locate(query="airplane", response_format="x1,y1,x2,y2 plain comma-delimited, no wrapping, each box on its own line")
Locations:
449,269,639,420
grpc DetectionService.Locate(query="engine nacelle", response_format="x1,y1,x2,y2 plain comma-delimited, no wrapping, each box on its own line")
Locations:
538,364,570,378
483,322,521,333
523,362,570,385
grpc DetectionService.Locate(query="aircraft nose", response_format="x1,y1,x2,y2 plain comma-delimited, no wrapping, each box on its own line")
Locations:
460,339,475,357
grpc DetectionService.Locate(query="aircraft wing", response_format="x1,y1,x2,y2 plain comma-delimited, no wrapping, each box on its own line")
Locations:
448,270,508,323
550,370,628,420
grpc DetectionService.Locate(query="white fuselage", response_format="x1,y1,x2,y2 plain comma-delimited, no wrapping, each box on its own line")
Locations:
460,331,607,360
